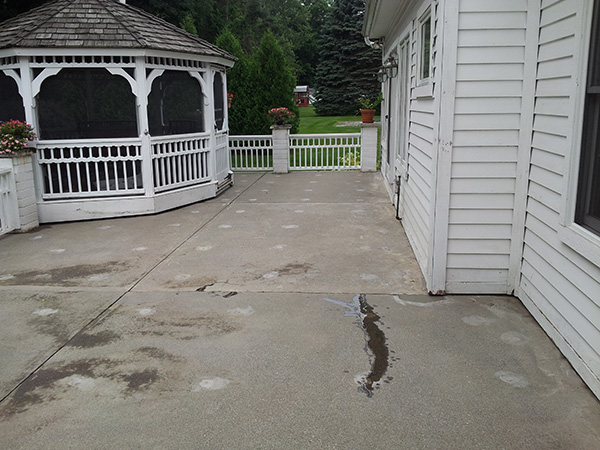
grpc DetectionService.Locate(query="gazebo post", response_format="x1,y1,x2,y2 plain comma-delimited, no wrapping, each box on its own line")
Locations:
18,56,45,205
18,56,36,130
135,56,154,197
222,71,232,174
206,69,217,184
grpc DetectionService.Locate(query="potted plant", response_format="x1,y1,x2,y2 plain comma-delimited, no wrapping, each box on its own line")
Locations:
0,120,36,156
358,93,382,123
267,107,296,127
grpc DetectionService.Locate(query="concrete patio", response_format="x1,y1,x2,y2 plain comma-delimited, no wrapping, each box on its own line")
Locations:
0,171,599,449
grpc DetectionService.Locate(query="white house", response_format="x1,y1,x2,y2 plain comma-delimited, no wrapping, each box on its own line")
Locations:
363,0,599,398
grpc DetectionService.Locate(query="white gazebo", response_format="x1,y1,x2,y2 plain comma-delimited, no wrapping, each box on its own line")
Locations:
0,0,236,222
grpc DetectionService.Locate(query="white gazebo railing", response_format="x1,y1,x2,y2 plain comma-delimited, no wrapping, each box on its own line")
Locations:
36,139,144,199
151,133,211,193
215,131,231,189
33,133,231,223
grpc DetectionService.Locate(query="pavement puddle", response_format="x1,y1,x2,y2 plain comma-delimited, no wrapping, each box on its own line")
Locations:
323,294,389,397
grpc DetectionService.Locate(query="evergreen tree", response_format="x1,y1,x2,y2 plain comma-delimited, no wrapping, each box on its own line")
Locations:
314,0,381,116
180,13,198,36
216,29,298,135
215,29,251,135
248,30,299,134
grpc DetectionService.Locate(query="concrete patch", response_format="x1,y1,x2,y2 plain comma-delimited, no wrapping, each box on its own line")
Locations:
192,377,230,391
32,308,59,316
495,371,530,388
462,315,496,326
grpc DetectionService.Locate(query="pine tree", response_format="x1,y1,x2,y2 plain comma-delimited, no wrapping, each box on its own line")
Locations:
314,0,381,116
216,29,251,135
248,30,299,134
217,29,298,135
180,13,198,36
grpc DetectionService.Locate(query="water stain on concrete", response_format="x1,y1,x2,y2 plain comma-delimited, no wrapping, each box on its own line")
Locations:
323,294,389,397
0,262,129,286
138,315,239,339
1,360,101,417
278,263,313,275
136,347,184,363
357,295,389,397
67,330,121,348
122,369,160,392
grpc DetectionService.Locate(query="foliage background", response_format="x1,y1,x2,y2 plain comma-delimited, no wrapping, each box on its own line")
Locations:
1,0,382,132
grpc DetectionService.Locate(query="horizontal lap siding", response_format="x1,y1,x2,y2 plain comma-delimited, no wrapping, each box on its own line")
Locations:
447,0,527,292
520,0,600,396
401,7,437,279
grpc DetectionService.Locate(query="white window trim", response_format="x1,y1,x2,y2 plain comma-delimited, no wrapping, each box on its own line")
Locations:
558,0,600,268
416,5,433,90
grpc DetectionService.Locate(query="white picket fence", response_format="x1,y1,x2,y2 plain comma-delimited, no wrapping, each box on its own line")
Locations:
229,132,362,171
290,133,361,170
229,135,273,171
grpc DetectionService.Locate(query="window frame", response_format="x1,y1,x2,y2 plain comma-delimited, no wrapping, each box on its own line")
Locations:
575,0,600,235
413,4,434,99
417,7,432,86
559,0,600,267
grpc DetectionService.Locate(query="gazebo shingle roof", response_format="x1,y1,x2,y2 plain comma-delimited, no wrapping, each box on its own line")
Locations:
0,0,235,62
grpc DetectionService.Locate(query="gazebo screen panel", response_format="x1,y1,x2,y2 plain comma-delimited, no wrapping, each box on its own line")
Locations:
213,72,225,131
37,68,137,140
148,70,205,136
0,71,25,122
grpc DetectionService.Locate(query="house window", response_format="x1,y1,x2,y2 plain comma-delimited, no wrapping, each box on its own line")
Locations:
576,0,600,235
419,10,432,83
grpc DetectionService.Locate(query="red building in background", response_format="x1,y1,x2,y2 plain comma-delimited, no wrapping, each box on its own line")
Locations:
294,85,310,107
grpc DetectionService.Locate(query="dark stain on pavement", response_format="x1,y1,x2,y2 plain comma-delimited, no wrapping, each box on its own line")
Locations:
139,315,238,339
322,294,390,397
0,262,129,286
278,263,313,275
357,294,389,397
67,330,121,348
1,360,98,417
122,369,160,392
137,347,184,363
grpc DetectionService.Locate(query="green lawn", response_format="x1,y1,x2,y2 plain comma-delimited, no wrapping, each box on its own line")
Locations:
297,106,379,134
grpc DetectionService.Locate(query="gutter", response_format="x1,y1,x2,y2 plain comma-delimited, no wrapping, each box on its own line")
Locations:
362,0,382,47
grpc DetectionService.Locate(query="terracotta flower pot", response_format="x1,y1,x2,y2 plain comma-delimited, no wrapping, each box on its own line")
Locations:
360,109,375,123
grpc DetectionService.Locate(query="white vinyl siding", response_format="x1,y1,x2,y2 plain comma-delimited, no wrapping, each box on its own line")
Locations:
519,0,600,398
401,4,438,278
445,0,528,293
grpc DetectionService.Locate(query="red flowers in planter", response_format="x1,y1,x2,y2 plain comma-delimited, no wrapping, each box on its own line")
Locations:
267,107,296,126
0,120,36,155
